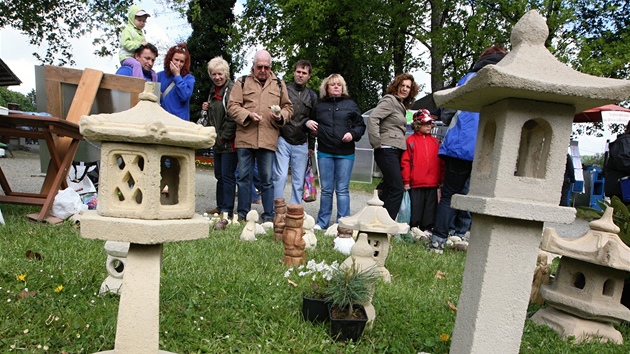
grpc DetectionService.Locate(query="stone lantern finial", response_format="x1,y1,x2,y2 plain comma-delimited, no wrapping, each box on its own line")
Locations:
138,82,159,103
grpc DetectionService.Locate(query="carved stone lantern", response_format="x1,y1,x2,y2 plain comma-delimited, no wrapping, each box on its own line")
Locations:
78,82,216,353
339,191,409,283
532,208,630,343
431,10,630,353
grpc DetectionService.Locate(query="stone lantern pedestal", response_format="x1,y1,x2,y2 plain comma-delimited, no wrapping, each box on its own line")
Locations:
78,83,216,353
432,10,630,353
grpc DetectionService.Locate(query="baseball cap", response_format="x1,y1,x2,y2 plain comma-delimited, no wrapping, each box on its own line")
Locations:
413,109,434,124
136,10,150,17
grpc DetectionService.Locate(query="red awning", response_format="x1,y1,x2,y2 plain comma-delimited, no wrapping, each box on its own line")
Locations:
573,104,630,123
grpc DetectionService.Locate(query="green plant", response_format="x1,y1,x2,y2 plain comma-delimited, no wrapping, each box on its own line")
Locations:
285,259,338,299
326,261,380,319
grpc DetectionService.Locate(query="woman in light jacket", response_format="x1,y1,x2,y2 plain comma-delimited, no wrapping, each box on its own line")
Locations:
368,73,419,219
306,74,366,229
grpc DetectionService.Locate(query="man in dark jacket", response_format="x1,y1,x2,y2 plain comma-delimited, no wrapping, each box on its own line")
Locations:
273,60,317,204
605,122,630,200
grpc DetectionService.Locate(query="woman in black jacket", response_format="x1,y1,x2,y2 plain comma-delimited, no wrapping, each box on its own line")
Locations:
306,74,366,229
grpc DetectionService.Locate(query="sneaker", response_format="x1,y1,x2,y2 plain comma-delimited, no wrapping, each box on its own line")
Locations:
427,241,444,254
313,225,322,231
206,207,220,215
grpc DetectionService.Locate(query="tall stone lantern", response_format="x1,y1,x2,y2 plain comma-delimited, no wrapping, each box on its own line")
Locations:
78,83,216,353
339,191,409,283
432,11,630,353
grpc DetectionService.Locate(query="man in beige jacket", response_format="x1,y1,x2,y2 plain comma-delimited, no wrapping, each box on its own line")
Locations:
228,50,293,222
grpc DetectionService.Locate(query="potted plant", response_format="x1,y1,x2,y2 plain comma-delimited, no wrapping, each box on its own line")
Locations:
285,259,339,323
326,261,380,342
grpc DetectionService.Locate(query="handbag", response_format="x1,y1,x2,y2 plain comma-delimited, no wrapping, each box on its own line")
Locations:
66,162,98,195
396,191,411,224
302,158,317,203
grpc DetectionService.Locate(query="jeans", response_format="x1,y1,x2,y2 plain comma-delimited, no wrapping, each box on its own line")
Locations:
237,148,274,221
273,136,309,205
214,151,237,215
431,156,473,244
235,161,261,202
316,155,354,228
449,177,472,236
374,148,404,219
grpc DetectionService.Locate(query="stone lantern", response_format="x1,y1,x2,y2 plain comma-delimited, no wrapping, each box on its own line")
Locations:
78,82,216,353
532,208,630,343
339,191,409,283
431,10,630,353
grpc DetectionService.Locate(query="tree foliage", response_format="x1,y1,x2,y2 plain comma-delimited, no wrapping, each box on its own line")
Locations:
186,0,238,122
0,88,36,112
0,0,135,65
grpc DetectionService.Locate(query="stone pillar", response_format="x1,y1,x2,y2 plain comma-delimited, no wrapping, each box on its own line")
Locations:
430,10,630,353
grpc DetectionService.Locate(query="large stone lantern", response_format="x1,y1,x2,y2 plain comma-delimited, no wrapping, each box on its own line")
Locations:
432,10,630,353
79,83,216,353
339,191,409,283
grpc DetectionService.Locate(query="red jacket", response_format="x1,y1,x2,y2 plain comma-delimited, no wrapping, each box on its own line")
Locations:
401,132,444,188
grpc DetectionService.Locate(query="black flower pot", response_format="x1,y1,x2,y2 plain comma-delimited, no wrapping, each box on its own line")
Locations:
302,295,330,323
328,303,368,342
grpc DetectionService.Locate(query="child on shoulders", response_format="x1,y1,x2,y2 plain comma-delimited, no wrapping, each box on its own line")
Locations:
401,109,444,234
119,5,150,79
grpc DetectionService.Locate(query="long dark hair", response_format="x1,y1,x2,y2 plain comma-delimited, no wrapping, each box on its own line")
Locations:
163,43,191,77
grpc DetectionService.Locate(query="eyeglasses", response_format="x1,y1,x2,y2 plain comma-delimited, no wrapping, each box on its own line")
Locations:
256,65,270,70
175,46,186,52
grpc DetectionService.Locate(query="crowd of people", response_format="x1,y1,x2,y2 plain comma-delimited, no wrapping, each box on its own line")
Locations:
114,7,512,254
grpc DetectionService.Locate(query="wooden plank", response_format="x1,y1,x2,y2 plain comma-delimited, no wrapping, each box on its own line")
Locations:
65,68,103,124
45,77,63,119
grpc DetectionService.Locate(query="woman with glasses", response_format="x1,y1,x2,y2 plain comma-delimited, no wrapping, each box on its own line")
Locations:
367,73,419,219
306,74,366,230
157,43,195,121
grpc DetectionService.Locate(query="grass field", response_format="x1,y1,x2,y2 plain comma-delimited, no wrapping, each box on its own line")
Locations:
1,204,629,353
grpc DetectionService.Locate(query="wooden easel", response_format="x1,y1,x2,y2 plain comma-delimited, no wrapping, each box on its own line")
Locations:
0,66,146,222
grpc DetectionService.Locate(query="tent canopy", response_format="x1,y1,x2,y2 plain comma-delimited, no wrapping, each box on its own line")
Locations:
573,104,630,123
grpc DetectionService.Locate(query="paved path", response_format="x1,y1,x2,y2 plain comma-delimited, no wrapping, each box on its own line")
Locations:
0,144,591,237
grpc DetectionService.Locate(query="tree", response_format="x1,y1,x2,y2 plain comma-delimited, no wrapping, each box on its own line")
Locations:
0,88,36,112
186,0,238,122
0,1,135,65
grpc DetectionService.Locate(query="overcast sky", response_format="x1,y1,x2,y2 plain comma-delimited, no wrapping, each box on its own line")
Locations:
0,2,616,156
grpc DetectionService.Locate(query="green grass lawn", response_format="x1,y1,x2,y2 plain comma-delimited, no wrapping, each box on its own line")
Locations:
1,204,629,353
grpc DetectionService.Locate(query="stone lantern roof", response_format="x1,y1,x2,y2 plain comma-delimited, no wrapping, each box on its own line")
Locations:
338,191,409,234
79,82,216,149
541,208,630,272
434,10,630,113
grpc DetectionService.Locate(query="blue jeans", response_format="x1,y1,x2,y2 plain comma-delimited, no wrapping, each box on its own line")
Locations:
273,136,309,205
237,148,274,221
432,156,473,244
449,177,472,236
214,151,237,215
374,148,404,219
235,161,261,202
316,155,354,228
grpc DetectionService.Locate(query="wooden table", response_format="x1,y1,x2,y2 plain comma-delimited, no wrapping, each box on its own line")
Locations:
0,113,82,222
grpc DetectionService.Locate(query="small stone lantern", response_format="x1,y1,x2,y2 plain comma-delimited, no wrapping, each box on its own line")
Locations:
339,191,409,283
532,208,630,343
79,83,216,353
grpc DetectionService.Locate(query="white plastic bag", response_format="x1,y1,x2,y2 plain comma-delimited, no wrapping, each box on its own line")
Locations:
51,188,88,220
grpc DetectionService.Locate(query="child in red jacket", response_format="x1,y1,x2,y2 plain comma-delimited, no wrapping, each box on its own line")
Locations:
401,109,444,233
